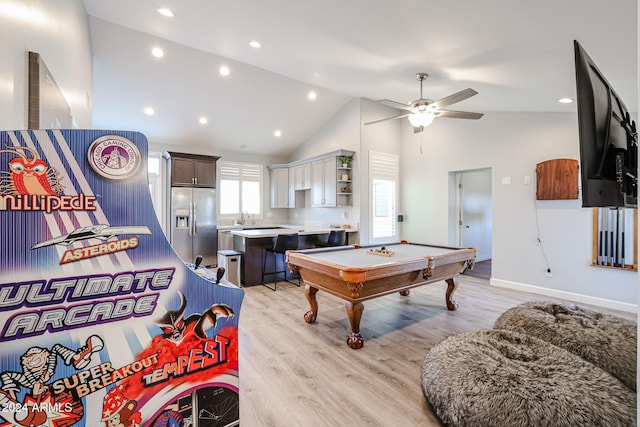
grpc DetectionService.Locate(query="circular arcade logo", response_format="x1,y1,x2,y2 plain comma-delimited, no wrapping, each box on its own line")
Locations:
88,135,141,180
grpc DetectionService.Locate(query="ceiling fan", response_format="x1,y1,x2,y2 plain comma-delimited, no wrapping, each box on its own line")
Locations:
365,73,484,133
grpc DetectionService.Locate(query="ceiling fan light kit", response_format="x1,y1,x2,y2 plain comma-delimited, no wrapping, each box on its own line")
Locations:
365,72,483,131
408,111,435,127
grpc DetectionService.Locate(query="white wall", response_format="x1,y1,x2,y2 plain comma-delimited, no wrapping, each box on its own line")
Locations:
359,99,403,243
286,99,362,228
286,97,405,239
400,110,637,311
0,0,93,130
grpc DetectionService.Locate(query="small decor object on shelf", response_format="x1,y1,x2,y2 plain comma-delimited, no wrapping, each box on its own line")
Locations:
367,246,394,257
339,155,352,168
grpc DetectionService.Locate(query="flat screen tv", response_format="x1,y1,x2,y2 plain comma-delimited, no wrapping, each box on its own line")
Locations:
574,40,637,208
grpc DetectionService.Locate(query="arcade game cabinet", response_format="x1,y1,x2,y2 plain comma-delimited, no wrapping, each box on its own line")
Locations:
0,129,243,427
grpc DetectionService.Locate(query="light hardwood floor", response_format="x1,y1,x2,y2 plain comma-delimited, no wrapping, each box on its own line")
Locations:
237,275,633,426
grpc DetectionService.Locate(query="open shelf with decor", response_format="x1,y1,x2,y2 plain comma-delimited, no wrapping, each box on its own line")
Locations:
336,154,353,205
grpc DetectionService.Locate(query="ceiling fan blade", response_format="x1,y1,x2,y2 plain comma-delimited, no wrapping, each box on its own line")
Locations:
377,99,412,111
364,112,411,125
433,88,478,109
436,110,484,120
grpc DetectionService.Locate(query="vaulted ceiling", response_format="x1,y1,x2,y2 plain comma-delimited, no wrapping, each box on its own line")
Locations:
83,0,638,156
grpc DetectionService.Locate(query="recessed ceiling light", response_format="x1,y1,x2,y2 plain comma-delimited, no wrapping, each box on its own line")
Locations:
144,107,155,116
157,8,174,17
219,66,230,76
558,97,574,104
249,40,262,48
151,47,164,58
199,117,208,124
308,91,317,101
274,130,282,137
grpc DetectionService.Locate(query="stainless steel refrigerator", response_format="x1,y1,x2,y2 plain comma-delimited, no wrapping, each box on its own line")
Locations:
170,187,218,266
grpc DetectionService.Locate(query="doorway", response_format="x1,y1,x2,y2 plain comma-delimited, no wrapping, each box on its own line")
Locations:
449,168,492,274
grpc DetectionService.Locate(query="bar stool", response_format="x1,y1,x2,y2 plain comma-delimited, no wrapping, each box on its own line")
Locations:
315,229,346,248
261,233,299,291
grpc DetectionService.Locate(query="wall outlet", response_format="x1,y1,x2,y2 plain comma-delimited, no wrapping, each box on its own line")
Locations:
545,269,552,278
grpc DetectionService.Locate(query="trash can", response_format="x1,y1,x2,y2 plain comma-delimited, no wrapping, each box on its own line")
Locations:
217,250,242,287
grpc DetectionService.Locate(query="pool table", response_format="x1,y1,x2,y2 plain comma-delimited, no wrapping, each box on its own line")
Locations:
286,242,476,349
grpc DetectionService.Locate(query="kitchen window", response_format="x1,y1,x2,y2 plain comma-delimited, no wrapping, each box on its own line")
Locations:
369,151,398,243
218,161,263,219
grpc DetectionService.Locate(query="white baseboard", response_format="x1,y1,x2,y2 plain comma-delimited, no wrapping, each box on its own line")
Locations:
490,278,638,314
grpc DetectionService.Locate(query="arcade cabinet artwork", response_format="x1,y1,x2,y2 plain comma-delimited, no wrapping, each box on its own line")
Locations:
0,130,244,427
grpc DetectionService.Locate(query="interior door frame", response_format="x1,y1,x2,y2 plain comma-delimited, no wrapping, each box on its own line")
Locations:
448,167,492,261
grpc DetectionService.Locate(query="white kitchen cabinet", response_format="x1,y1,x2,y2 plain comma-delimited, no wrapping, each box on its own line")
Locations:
268,149,354,209
288,167,296,208
311,158,337,207
270,167,289,208
294,163,312,189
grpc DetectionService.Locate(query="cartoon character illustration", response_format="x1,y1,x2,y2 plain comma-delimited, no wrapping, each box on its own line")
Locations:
0,335,103,427
155,292,234,344
0,145,63,196
96,295,235,425
101,385,141,427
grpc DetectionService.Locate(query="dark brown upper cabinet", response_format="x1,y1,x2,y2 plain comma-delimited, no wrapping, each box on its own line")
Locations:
167,152,219,188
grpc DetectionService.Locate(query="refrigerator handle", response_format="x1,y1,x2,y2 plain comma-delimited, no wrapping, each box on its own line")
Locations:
192,201,197,235
189,202,194,236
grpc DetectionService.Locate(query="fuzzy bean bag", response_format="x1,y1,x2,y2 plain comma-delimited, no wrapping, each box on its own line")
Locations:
495,301,637,391
421,329,636,427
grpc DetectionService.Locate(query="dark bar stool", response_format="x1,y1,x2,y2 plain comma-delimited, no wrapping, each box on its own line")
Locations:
261,233,299,291
315,229,346,248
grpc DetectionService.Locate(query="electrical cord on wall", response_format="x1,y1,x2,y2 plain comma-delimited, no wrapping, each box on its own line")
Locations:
533,174,552,276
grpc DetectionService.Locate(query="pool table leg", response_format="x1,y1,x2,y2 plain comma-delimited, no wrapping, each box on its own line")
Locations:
445,277,459,310
304,284,319,323
345,301,364,349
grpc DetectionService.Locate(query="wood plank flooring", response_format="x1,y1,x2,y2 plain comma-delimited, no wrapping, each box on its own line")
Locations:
238,275,634,426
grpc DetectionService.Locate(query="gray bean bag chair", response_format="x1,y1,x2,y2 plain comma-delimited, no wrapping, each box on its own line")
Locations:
495,301,637,391
422,329,636,427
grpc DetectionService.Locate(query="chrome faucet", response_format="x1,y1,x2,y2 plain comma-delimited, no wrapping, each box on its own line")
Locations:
239,210,248,225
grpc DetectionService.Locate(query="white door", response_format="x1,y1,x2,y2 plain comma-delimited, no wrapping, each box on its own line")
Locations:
457,168,492,261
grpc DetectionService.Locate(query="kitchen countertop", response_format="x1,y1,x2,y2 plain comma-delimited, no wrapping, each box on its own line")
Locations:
227,226,356,238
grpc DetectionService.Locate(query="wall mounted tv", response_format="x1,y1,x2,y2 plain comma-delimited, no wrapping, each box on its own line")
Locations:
574,40,637,208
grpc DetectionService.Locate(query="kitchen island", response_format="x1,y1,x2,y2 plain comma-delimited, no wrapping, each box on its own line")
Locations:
229,226,356,287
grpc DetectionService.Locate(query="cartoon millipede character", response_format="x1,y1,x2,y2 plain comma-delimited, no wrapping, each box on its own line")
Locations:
0,145,63,196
